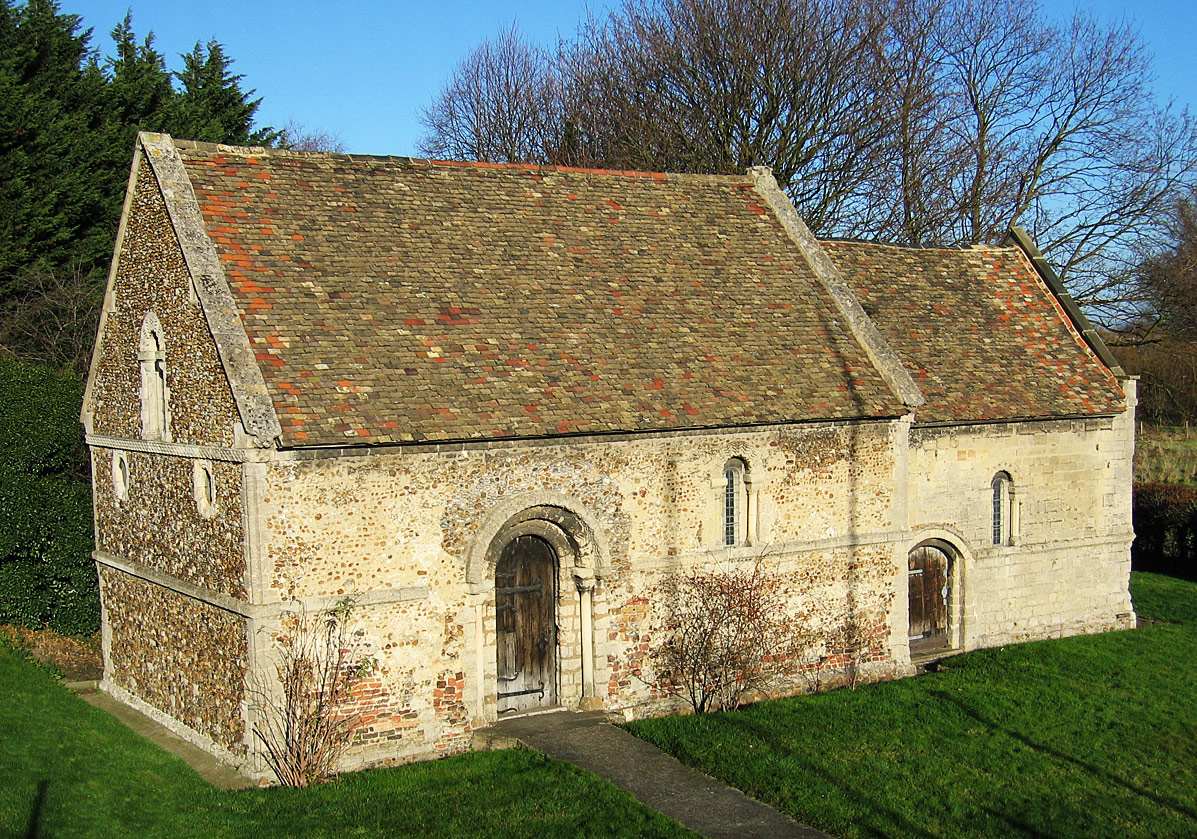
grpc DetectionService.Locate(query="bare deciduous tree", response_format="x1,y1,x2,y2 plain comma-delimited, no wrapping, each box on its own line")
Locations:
0,262,103,377
278,120,348,153
419,0,1197,328
864,0,1197,327
419,23,564,164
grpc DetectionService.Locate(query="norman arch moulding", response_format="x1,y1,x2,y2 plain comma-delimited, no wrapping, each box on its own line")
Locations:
463,492,611,594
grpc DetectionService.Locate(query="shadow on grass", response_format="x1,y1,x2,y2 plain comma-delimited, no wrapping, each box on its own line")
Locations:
25,780,48,839
977,806,1064,839
930,689,1197,822
716,712,943,839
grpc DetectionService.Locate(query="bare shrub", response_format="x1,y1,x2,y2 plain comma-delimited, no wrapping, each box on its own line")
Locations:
0,261,103,377
251,598,376,786
644,557,805,713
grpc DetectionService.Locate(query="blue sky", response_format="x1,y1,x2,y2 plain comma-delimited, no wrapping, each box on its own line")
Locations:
63,0,1197,156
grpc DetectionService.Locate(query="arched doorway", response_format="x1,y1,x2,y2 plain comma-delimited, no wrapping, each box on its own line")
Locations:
908,542,951,654
495,534,558,714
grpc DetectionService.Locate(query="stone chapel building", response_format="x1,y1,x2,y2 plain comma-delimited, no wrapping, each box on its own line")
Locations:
82,133,1136,776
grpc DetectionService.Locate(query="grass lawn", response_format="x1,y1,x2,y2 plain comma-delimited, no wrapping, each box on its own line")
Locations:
628,571,1197,839
0,648,694,839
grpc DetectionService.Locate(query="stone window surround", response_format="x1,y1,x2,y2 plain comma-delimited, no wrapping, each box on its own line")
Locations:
193,459,217,519
721,457,751,547
138,311,172,442
991,470,1015,546
112,450,131,502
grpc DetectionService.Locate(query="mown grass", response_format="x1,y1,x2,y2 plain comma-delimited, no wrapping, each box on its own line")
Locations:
0,646,694,839
627,572,1197,839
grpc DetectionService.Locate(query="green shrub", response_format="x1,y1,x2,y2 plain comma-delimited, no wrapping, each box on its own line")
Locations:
0,357,96,634
1132,482,1197,582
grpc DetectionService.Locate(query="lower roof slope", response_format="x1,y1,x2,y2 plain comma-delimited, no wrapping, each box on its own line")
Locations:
823,240,1125,424
171,141,906,446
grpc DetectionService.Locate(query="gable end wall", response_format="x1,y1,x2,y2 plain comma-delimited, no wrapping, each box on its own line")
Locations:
88,158,241,446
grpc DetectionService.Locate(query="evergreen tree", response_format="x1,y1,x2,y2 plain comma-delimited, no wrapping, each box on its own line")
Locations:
105,12,173,130
0,0,109,298
0,2,281,373
173,40,278,146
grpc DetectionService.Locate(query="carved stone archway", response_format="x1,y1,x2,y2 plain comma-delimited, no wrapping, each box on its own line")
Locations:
905,530,972,654
464,495,608,723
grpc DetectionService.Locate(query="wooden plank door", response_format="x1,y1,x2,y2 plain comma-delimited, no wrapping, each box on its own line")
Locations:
908,545,948,653
495,535,558,714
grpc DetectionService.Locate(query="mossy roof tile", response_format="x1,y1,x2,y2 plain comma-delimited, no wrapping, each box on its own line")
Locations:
823,240,1125,424
176,145,907,446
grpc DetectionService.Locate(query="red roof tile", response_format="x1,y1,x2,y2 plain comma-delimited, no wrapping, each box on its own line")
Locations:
174,144,906,445
822,240,1124,423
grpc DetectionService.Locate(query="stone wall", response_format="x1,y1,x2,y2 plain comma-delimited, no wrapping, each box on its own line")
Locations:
100,566,248,752
248,419,906,767
905,399,1136,649
94,450,246,596
88,160,241,447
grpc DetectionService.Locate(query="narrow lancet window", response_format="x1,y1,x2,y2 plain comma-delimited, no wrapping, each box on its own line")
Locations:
723,458,748,547
992,471,1013,546
139,312,170,440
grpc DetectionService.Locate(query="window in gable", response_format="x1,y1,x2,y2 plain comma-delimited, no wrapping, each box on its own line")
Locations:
723,457,749,547
992,471,1014,546
112,451,130,502
139,312,171,441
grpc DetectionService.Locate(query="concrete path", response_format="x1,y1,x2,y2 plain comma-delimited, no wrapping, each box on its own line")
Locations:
70,682,256,790
491,711,832,839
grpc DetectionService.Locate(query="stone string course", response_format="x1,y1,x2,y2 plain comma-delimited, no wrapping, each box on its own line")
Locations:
253,422,907,769
94,450,245,596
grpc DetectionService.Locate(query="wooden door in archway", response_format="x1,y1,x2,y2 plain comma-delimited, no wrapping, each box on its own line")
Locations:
908,544,949,653
495,535,558,714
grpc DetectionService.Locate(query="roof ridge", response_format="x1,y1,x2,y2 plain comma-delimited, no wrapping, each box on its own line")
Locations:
820,237,1017,254
167,133,752,182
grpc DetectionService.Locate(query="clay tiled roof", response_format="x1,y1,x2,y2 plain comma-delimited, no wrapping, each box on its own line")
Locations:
172,142,906,446
822,240,1125,423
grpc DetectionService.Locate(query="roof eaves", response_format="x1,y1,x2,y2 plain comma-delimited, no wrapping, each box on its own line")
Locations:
273,412,911,455
1003,226,1126,378
913,409,1124,430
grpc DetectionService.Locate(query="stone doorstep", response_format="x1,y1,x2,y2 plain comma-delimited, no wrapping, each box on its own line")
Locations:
909,647,965,673
68,683,257,791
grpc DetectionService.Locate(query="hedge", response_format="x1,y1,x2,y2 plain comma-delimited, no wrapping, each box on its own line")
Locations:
0,357,97,634
1132,482,1197,582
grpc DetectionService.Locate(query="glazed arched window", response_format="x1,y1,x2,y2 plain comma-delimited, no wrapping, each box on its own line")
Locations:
139,312,170,440
723,458,749,547
992,471,1013,546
